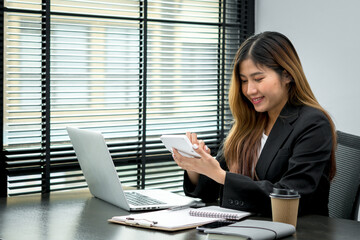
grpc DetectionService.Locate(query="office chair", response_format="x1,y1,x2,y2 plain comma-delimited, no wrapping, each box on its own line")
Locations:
328,130,360,220
354,186,360,221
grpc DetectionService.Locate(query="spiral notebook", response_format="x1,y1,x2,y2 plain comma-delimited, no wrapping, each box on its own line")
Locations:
190,206,252,220
109,206,251,231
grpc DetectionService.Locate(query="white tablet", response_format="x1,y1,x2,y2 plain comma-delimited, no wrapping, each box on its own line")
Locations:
160,135,201,158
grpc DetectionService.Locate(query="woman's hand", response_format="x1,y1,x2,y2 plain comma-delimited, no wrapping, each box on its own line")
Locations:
186,132,211,154
172,132,226,185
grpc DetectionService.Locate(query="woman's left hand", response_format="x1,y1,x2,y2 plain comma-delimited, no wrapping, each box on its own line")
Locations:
172,140,226,184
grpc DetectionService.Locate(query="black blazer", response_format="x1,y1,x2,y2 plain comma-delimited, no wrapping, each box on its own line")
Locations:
183,103,333,216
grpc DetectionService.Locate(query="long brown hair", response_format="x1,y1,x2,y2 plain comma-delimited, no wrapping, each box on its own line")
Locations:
224,31,336,180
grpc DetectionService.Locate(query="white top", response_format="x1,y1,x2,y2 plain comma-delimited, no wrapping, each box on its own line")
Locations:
252,133,268,176
259,132,268,156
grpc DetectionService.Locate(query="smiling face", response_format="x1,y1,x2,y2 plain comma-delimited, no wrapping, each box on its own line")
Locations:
240,58,291,121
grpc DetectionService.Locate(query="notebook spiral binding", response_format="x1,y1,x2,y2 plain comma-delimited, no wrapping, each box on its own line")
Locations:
189,209,241,220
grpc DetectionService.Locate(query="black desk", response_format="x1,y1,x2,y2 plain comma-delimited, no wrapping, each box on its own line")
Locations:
1,189,359,240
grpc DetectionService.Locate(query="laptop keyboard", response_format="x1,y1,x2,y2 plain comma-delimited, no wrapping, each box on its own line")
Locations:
125,191,166,206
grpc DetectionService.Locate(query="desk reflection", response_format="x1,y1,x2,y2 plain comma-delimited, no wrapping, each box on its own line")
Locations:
0,191,206,240
2,190,359,240
75,196,206,240
1,193,86,240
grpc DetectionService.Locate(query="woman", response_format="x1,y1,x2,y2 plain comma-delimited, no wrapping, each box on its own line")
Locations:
172,31,336,216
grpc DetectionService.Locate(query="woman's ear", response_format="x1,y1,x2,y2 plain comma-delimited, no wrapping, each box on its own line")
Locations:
282,70,293,84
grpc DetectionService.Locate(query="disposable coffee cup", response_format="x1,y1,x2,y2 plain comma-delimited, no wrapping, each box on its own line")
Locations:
270,188,300,228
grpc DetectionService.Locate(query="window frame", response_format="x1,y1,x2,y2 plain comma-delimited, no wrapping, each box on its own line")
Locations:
0,0,255,197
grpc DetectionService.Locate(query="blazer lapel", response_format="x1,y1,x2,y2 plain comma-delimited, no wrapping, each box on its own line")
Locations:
255,104,300,179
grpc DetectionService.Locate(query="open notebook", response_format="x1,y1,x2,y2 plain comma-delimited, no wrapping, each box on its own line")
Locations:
109,206,252,231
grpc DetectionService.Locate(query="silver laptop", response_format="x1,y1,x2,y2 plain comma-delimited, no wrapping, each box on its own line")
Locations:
66,126,201,211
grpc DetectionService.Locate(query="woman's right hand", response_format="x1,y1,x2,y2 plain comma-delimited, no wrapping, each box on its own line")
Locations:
172,131,225,185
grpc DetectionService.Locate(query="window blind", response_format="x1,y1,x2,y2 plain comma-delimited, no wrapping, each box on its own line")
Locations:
1,0,255,196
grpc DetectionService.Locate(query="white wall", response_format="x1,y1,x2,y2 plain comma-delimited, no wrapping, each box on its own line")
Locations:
255,0,360,136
